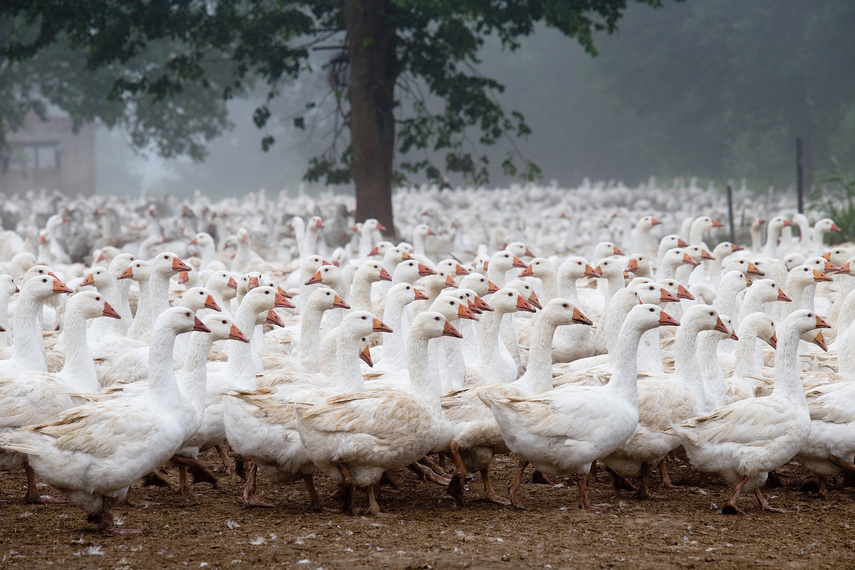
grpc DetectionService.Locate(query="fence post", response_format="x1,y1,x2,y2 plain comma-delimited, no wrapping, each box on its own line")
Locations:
726,181,735,243
796,137,804,214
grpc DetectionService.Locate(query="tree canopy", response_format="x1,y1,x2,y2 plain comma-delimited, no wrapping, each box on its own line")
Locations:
1,0,666,232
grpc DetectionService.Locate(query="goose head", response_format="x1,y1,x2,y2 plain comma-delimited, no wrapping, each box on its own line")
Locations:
519,257,555,280
505,241,536,260
559,256,600,281
118,259,151,283
626,304,680,332
680,304,730,335
306,286,350,312
539,297,592,327
66,290,121,321
151,251,191,277
154,306,211,336
437,258,470,276
393,259,435,283
201,314,249,343
782,309,830,337
506,279,541,310
457,273,497,296
430,292,477,321
486,287,535,314
355,260,392,284
410,310,462,341
745,278,790,304
179,287,221,312
338,310,393,338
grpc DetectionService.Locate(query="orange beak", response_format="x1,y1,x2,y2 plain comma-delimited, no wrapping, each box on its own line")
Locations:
682,252,699,266
650,218,662,226
188,237,199,245
427,228,436,236
444,274,457,287
305,270,323,285
528,291,542,310
777,288,792,302
731,244,744,252
677,238,689,248
418,263,436,277
193,317,211,333
248,276,259,290
227,277,238,289
730,330,739,341
229,324,250,343
573,307,593,326
455,264,470,276
783,219,794,227
511,256,526,269
812,331,828,352
659,311,680,326
487,280,499,293
585,264,601,278
525,247,536,258
274,292,295,308
379,268,393,282
367,246,380,257
519,264,534,278
676,285,694,300
700,249,715,261
413,288,429,301
266,309,284,327
102,302,121,319
813,269,832,283
474,296,493,312
714,316,729,334
81,274,95,287
660,288,679,303
321,259,332,266
711,219,724,228
172,257,191,272
205,295,221,312
457,303,477,320
747,262,764,276
822,251,833,261
277,286,292,298
515,294,535,313
835,261,851,275
442,320,463,338
625,258,638,272
372,318,394,333
333,295,350,309
768,333,778,349
376,222,387,232
118,267,134,280
816,315,831,329
831,223,841,232
52,279,73,294
359,345,373,368
178,271,189,285
316,219,324,228
401,251,412,260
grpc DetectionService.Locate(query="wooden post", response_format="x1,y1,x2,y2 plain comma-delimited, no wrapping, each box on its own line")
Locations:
726,182,735,243
796,137,804,214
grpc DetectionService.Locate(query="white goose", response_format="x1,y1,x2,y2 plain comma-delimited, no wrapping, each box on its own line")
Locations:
295,311,460,515
671,309,829,514
479,304,678,509
600,304,729,497
0,307,210,533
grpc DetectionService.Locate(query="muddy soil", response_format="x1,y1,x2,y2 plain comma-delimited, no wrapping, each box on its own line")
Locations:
1,453,852,569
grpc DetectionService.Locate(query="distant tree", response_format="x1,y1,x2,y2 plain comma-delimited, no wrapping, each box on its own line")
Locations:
1,1,668,233
585,0,855,186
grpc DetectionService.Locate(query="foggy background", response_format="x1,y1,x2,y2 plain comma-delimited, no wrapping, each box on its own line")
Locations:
94,1,855,199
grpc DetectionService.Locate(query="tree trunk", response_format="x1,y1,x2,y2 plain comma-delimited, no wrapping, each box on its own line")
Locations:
344,0,397,238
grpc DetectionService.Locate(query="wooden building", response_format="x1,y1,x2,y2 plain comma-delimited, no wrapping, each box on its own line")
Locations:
0,113,96,197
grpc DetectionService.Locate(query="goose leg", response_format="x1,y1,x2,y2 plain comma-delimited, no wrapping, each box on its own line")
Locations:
481,465,511,505
508,458,528,510
178,464,189,494
635,463,651,499
721,476,748,514
445,441,469,506
754,488,786,513
335,462,357,515
606,465,638,494
96,496,142,535
577,473,595,510
303,474,329,513
658,458,678,488
172,455,219,488
409,462,452,486
367,484,382,516
215,443,234,474
241,462,274,507
24,464,65,504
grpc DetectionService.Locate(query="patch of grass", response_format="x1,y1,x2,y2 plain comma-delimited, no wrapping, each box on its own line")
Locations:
808,158,855,244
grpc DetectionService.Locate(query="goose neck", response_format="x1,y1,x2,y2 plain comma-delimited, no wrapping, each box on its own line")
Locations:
772,326,809,404
58,309,99,392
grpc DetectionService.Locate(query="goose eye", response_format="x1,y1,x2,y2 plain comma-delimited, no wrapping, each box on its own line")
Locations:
709,312,714,316
435,316,440,321
406,286,410,290
222,320,227,324
264,291,270,295
362,316,367,320
562,303,568,308
649,308,655,312
96,296,101,301
42,278,47,283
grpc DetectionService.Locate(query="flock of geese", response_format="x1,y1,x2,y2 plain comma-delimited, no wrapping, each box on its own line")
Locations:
0,182,853,535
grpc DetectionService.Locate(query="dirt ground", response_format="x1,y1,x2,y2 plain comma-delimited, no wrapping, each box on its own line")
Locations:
0,452,852,569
